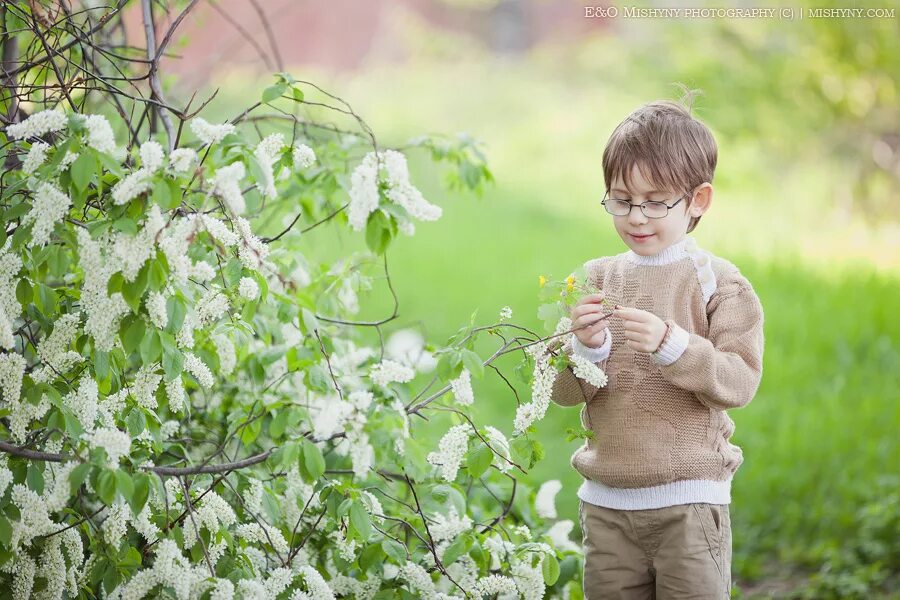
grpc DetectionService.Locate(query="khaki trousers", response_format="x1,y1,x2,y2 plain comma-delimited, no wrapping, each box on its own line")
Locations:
579,500,732,599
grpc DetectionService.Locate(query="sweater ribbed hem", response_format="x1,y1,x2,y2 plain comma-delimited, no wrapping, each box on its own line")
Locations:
577,476,732,510
569,330,612,363
651,321,690,366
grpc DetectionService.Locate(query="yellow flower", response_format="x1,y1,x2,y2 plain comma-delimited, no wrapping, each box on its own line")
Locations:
566,275,575,292
539,275,547,288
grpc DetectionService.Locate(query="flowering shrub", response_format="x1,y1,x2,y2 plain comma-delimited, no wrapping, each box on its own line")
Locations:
0,84,613,598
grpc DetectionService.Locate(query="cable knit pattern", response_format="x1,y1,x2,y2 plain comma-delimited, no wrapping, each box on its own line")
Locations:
548,236,765,509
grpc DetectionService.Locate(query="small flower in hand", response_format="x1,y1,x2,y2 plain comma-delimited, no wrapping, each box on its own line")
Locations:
612,305,668,353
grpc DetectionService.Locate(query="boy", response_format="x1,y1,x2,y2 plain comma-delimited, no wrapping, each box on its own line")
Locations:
549,99,765,599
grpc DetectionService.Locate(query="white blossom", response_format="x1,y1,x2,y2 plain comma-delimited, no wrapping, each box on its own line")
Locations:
184,352,214,389
0,352,26,404
485,425,512,474
571,352,609,388
369,358,415,388
132,364,161,410
535,479,562,519
181,491,236,550
63,374,99,433
430,505,473,543
140,140,165,172
168,147,198,173
165,375,186,413
22,141,50,174
0,248,24,349
499,305,513,321
196,288,229,325
76,228,130,351
474,574,518,596
238,276,259,300
87,427,131,466
426,424,471,482
31,312,83,383
254,132,285,199
234,216,269,270
5,108,67,140
292,144,316,169
22,182,71,248
546,519,580,552
213,334,236,377
208,161,246,215
450,368,474,406
82,114,117,154
513,317,566,434
190,117,235,146
146,291,168,329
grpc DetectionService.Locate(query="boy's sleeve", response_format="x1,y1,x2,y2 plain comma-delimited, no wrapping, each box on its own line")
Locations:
651,275,764,411
550,332,612,407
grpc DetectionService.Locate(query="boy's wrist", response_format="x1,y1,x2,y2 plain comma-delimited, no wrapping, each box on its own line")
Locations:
651,320,690,366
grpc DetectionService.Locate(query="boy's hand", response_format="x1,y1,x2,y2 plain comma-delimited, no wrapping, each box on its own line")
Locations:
612,305,667,353
571,292,610,348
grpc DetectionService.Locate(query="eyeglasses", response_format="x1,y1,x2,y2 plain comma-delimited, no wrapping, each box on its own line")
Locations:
601,191,689,219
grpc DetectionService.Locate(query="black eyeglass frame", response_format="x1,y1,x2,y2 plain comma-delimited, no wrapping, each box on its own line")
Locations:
600,190,691,219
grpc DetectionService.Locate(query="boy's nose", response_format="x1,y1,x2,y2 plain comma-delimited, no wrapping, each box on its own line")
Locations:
627,206,648,225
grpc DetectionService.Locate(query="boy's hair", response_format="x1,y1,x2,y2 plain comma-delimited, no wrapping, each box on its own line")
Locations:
602,95,717,233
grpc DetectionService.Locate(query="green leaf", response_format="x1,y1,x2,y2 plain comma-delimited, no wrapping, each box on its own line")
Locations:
129,474,151,516
269,409,290,440
382,538,407,563
139,329,162,364
165,295,187,333
15,279,32,306
348,499,372,542
365,210,392,255
69,463,92,495
122,264,149,311
542,552,560,585
148,257,168,291
302,439,325,481
442,532,473,566
97,469,117,505
152,178,176,210
262,82,287,104
126,408,147,437
358,540,382,572
112,216,138,235
0,517,11,548
300,308,319,336
238,419,261,446
162,341,183,382
461,349,484,379
26,464,44,494
115,470,134,498
466,443,493,479
122,319,145,355
71,152,95,191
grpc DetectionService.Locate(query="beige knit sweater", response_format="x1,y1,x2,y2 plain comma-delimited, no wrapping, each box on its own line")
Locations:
549,236,765,510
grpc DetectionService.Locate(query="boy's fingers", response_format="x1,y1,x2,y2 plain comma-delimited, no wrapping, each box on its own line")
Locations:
614,306,648,322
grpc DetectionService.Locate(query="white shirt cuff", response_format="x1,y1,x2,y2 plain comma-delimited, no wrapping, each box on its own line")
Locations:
651,321,690,366
569,330,612,363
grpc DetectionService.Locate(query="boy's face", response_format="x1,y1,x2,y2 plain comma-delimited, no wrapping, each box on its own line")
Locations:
607,163,711,256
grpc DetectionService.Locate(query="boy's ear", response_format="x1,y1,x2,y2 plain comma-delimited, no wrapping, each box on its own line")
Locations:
689,183,713,216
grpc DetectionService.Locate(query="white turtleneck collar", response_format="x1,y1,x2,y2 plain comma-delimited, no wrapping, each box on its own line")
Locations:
625,236,692,266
